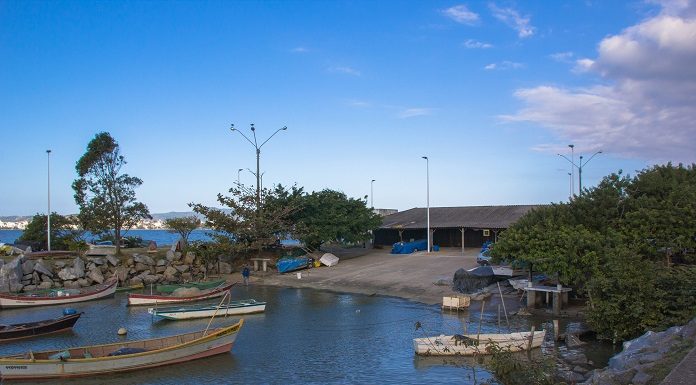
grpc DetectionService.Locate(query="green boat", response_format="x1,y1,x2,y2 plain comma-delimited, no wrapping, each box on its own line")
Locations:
155,279,226,293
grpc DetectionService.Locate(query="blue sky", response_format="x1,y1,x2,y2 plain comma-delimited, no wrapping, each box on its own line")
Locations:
2,0,694,216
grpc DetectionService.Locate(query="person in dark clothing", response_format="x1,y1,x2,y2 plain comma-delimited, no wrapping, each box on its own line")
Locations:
242,264,250,286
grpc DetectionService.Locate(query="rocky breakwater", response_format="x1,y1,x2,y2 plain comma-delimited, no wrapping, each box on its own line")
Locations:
0,250,233,292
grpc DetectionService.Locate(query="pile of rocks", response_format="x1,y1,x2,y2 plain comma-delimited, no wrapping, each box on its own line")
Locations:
0,251,233,292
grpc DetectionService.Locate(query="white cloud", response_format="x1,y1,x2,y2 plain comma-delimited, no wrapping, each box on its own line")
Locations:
484,61,524,70
328,66,362,76
463,39,493,48
291,47,309,53
442,5,480,25
397,108,435,118
502,2,696,162
550,51,574,62
345,99,371,108
489,3,535,38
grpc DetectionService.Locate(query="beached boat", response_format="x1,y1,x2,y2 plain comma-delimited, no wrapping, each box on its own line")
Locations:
276,256,311,273
127,282,235,306
0,313,83,342
413,330,546,356
0,279,118,309
155,279,226,294
148,299,266,320
0,319,243,380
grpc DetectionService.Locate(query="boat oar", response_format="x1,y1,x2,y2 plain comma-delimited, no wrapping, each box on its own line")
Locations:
203,288,232,336
497,282,510,332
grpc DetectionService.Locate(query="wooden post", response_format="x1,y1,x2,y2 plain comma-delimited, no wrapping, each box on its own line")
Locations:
460,228,465,254
497,304,501,333
497,282,510,331
527,325,535,359
553,319,560,341
477,300,485,340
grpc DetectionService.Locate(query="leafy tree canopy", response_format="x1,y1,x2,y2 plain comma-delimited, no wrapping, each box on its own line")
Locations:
18,213,83,251
72,132,151,255
164,216,201,247
490,163,696,341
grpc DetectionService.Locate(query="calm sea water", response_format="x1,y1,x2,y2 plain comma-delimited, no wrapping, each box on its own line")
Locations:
0,229,213,247
0,287,504,385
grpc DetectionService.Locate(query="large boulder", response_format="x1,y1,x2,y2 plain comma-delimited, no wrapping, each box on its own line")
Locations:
77,278,91,287
38,281,53,290
184,252,195,265
58,267,79,281
87,269,104,284
133,254,155,266
33,259,53,277
106,255,119,267
73,257,85,278
63,280,80,289
174,264,190,273
21,259,36,275
0,255,25,292
114,266,129,283
135,263,149,272
218,262,232,274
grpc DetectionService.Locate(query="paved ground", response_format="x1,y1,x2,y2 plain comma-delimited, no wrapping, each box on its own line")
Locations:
660,345,696,385
248,247,480,305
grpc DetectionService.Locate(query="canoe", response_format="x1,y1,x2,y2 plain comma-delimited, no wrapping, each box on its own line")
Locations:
276,256,311,273
0,313,83,342
148,299,266,320
0,319,243,380
115,283,145,293
155,279,226,294
0,279,118,309
127,282,235,306
413,330,546,356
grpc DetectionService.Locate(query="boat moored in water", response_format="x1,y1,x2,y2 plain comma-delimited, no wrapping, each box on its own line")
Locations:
127,282,235,306
0,279,118,309
413,329,546,356
148,299,266,320
0,313,83,342
0,319,244,380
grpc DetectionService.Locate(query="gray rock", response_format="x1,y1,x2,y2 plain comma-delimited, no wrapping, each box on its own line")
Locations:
156,259,166,266
166,250,176,262
140,274,158,285
23,284,37,292
33,259,53,277
58,267,79,281
679,318,696,339
183,252,195,264
54,261,66,269
126,257,134,267
135,263,149,272
181,272,192,281
77,278,91,287
219,262,232,274
573,365,589,374
22,259,36,275
631,371,652,385
133,254,155,266
38,281,52,290
86,262,96,272
88,269,104,284
32,271,40,283
130,277,143,286
69,257,84,278
0,255,25,292
63,280,80,289
637,351,664,364
114,267,128,283
175,264,190,273
41,274,53,282
155,266,166,274
89,257,106,265
164,266,178,275
106,255,119,267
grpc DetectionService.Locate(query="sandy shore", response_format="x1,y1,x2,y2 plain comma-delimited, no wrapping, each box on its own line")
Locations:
231,247,481,306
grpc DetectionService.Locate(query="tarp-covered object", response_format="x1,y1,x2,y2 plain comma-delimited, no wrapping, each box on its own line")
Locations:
277,256,312,273
453,267,497,293
319,253,339,267
391,239,428,254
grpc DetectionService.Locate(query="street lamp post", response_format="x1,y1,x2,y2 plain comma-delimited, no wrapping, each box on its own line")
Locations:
370,179,375,209
230,123,287,210
46,149,51,252
422,156,430,253
558,150,602,196
568,144,575,195
237,168,243,185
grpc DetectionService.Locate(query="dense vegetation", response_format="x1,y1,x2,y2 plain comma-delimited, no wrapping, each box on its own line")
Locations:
72,132,151,255
491,163,696,342
17,213,82,251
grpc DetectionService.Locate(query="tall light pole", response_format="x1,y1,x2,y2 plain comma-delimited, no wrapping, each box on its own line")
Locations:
46,149,52,252
237,168,243,185
577,151,602,194
568,172,572,202
568,144,575,196
558,149,603,196
370,179,375,209
422,156,430,253
230,123,287,210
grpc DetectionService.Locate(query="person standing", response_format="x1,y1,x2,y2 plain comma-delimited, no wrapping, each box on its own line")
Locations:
242,264,250,286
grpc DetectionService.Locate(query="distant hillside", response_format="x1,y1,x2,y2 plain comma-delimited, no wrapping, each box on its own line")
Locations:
2,211,211,222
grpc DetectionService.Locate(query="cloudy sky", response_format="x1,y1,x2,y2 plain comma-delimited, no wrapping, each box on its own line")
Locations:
1,0,695,216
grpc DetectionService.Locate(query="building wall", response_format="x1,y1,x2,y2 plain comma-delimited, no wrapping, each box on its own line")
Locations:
374,228,498,248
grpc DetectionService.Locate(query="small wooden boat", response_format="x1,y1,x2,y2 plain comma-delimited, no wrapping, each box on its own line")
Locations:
127,282,235,306
276,256,311,273
413,330,546,356
115,283,145,293
0,319,243,380
148,299,266,320
0,279,118,309
0,313,83,342
155,279,226,294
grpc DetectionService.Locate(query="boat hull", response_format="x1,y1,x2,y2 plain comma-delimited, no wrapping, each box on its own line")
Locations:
0,321,242,380
413,330,546,356
0,280,117,309
127,282,234,306
0,313,82,342
276,257,311,273
149,300,266,320
155,279,226,294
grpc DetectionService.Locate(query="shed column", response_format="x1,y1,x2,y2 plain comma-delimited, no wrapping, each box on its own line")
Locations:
459,228,465,254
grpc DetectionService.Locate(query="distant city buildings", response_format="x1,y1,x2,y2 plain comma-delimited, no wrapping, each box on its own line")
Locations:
0,217,169,230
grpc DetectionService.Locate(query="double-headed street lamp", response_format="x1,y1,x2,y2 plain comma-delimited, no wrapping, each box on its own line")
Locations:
230,123,287,209
422,156,430,253
237,168,243,185
558,148,603,196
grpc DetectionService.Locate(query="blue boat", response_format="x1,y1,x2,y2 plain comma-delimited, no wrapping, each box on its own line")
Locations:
276,256,312,273
391,239,428,254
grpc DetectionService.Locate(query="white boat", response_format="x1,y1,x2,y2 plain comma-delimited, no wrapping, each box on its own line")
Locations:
127,282,235,306
0,279,117,309
509,278,529,291
148,299,266,320
413,330,546,356
319,253,339,267
0,320,243,380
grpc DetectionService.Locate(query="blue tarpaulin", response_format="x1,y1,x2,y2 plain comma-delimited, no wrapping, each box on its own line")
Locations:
391,239,428,254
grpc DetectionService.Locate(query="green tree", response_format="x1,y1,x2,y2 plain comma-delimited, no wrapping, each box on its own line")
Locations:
289,189,382,250
190,183,300,256
164,216,201,248
18,213,83,251
72,132,151,255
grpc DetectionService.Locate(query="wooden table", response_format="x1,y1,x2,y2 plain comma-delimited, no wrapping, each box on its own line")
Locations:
524,284,572,315
250,258,271,272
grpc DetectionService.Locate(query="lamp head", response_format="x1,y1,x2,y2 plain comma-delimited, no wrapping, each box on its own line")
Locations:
238,168,243,172
422,156,428,160
568,144,574,149
230,123,236,131
46,150,51,154
250,123,255,132
281,126,288,131
372,179,375,182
